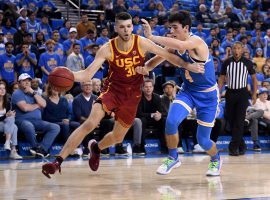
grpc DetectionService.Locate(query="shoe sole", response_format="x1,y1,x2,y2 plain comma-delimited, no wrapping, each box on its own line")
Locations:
156,160,181,175
206,159,223,176
88,139,100,171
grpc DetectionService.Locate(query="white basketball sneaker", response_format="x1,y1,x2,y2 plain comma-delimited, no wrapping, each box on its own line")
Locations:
206,159,222,176
156,156,181,175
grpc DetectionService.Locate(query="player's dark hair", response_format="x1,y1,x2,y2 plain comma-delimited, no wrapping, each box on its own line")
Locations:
168,11,191,31
115,12,132,22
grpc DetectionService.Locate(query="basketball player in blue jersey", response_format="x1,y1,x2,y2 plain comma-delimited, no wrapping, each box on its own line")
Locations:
138,11,221,176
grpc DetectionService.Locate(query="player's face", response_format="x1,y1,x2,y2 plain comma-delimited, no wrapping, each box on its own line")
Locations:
115,19,133,41
169,22,187,40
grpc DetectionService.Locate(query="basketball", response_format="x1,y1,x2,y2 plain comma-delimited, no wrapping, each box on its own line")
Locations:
48,67,74,92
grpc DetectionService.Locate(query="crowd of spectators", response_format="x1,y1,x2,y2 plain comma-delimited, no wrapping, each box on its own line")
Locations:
0,0,270,159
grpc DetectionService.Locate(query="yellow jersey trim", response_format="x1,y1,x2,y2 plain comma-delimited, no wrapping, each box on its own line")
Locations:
114,34,135,55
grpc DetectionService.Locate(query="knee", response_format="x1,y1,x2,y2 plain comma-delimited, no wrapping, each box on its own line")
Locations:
165,117,178,134
134,118,142,127
20,120,34,132
197,134,212,151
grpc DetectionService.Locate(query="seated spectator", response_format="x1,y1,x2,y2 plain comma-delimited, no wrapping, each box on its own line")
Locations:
63,28,83,57
0,31,6,55
221,31,234,49
92,78,101,96
136,79,166,151
205,28,217,46
237,6,252,30
224,6,240,29
245,106,264,151
15,42,37,78
42,85,81,154
0,81,22,159
195,4,213,27
264,29,270,58
85,44,104,79
31,78,42,96
254,87,270,130
253,48,266,73
11,73,60,158
251,30,266,51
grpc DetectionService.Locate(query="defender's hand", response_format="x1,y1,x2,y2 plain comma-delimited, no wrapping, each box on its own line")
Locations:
186,63,205,74
141,19,153,39
136,66,149,75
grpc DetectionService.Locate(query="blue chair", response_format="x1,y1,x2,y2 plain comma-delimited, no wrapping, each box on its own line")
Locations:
51,19,64,30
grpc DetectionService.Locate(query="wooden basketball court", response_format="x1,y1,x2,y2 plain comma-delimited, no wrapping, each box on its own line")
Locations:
1,153,270,200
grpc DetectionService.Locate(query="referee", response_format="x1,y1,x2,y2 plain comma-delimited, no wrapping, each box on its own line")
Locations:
218,41,257,156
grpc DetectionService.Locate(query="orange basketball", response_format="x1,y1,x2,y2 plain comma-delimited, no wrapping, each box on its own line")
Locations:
48,67,74,92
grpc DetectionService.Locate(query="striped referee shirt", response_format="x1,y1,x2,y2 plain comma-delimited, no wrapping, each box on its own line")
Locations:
220,56,255,90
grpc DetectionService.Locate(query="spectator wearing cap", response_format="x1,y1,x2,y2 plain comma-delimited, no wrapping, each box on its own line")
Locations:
26,11,40,42
63,27,83,57
253,48,266,73
16,7,28,29
38,15,52,41
95,27,110,46
76,13,96,39
2,17,17,43
38,39,62,84
0,42,16,86
79,29,96,61
15,42,37,78
254,87,270,129
14,20,28,49
11,73,60,158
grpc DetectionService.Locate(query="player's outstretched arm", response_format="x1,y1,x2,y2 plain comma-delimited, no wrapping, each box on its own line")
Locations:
140,37,204,73
141,19,198,51
73,45,108,82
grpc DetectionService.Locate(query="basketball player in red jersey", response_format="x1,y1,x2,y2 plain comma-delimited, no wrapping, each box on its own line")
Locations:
42,12,204,178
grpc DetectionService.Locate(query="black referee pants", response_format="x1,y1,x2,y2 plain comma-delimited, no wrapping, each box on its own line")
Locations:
225,88,249,144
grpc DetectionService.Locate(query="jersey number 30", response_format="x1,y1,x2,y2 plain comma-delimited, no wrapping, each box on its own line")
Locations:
185,70,194,82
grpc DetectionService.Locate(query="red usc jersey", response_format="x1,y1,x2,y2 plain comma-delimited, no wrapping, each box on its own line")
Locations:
102,34,145,93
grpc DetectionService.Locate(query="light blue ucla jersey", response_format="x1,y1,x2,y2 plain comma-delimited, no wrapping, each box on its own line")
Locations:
175,35,216,92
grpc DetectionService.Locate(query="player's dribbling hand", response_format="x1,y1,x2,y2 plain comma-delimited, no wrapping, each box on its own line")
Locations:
186,63,205,74
135,66,149,75
141,19,153,39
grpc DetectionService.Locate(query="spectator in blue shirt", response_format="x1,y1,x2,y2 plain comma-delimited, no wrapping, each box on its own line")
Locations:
194,23,206,40
15,42,36,78
38,39,62,84
85,44,104,79
63,27,83,57
38,15,52,41
0,42,16,86
59,20,71,43
52,30,64,62
221,31,234,49
16,7,28,29
2,17,17,43
79,29,95,61
26,11,40,42
37,0,61,19
11,73,60,158
96,27,110,46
